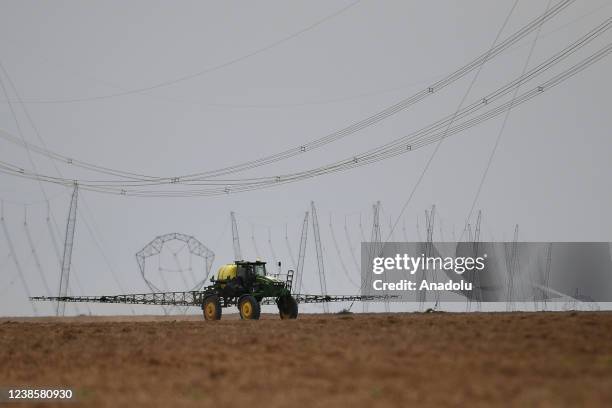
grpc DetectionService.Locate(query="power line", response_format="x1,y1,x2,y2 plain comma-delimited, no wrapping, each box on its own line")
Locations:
343,215,361,272
78,195,136,315
0,59,133,315
1,1,362,105
7,19,608,198
3,41,609,198
23,206,52,296
384,0,521,246
1,202,37,314
284,223,297,270
3,1,608,111
460,0,553,240
329,214,360,288
0,0,576,185
6,13,610,199
3,8,609,203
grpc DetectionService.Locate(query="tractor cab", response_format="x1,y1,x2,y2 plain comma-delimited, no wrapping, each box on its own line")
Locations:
236,260,266,276
235,260,266,284
213,260,269,292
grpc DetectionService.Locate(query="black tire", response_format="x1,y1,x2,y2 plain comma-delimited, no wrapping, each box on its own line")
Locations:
277,295,298,319
202,295,222,321
238,295,261,320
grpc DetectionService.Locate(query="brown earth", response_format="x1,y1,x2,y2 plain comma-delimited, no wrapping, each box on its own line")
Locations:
1,312,612,407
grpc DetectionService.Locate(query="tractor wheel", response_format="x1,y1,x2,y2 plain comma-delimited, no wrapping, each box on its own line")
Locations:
202,295,222,321
277,295,298,319
238,295,261,320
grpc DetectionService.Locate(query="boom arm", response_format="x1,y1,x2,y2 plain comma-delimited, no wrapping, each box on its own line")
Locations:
31,291,396,307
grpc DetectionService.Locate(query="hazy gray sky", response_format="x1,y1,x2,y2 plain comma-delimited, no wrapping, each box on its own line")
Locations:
1,0,611,315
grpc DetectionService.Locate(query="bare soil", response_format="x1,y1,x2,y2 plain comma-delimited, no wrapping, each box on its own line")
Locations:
1,312,611,407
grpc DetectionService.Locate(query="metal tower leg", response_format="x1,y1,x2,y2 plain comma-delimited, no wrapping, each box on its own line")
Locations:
311,202,329,313
230,211,242,261
57,184,78,316
295,212,309,294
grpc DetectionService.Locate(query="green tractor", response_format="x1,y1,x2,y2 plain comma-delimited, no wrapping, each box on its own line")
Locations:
201,260,298,321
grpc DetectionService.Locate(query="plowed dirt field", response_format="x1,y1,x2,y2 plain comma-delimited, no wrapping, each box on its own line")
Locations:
1,312,611,407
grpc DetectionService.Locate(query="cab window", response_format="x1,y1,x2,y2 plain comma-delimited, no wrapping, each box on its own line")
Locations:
254,264,266,276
